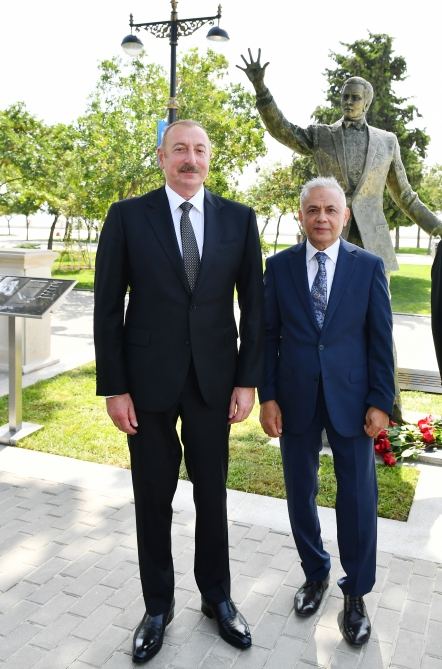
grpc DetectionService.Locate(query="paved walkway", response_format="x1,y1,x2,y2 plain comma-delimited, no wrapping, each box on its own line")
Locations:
0,280,441,668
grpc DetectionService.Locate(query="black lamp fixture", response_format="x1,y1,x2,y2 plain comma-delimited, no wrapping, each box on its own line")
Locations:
121,1,229,123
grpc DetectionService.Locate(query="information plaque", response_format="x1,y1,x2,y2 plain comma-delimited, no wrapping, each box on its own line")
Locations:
0,275,76,445
0,276,76,318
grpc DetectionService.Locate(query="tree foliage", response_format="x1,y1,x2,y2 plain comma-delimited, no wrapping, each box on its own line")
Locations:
0,104,53,239
245,158,314,251
176,49,265,196
0,49,266,245
421,164,442,213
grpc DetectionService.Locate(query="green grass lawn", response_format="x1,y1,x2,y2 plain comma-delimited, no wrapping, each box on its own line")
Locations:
396,247,431,255
390,263,431,315
52,250,95,291
1,362,433,522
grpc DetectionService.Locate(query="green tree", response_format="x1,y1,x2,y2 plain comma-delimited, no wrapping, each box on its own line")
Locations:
73,49,266,229
422,164,442,213
176,49,265,197
41,123,79,249
421,164,442,251
0,103,47,226
245,157,314,252
314,33,432,245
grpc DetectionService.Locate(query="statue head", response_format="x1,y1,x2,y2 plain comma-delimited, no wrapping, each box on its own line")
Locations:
340,77,374,122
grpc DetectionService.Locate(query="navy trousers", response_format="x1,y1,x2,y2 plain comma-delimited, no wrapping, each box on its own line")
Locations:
280,384,378,596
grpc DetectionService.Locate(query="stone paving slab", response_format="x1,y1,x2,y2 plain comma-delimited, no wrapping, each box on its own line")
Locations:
0,470,441,669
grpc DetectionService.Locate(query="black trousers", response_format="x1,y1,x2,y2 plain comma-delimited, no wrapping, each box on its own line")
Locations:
128,365,231,615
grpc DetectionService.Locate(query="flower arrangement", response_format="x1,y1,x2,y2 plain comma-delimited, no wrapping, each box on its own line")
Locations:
374,415,442,466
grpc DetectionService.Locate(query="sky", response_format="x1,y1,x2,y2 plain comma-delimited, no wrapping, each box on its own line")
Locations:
1,0,441,171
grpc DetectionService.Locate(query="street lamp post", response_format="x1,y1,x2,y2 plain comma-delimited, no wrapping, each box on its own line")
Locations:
121,1,229,124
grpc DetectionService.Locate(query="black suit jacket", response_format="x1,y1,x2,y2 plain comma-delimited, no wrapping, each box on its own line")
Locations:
94,186,263,410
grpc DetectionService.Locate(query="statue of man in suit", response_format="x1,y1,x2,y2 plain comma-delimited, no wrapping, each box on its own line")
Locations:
237,49,442,272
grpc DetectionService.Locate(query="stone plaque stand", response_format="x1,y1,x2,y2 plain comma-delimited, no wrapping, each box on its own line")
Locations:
0,250,57,373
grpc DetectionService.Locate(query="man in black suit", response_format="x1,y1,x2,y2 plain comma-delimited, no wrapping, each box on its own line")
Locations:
94,120,263,663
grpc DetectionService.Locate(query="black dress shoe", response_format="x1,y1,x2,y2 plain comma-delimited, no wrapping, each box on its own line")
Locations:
201,597,252,649
132,600,174,664
341,595,371,646
294,575,330,616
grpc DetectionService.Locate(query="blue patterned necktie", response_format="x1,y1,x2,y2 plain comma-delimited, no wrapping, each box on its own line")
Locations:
180,202,200,291
311,251,328,328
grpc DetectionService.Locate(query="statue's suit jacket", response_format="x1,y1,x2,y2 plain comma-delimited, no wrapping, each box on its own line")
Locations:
258,239,395,436
94,186,263,411
257,99,442,272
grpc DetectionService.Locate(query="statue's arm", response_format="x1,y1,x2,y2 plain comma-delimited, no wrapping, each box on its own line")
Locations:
237,49,313,156
386,136,442,237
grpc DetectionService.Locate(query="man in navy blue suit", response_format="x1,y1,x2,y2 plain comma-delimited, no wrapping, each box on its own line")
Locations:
259,176,395,646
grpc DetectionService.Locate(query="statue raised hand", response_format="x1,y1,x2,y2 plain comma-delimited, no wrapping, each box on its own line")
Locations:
237,49,269,94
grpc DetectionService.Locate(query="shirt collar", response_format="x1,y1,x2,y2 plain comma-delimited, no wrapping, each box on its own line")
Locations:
306,238,341,264
342,119,367,130
165,183,205,214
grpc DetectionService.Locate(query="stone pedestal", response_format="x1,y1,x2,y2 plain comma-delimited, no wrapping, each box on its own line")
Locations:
0,249,58,373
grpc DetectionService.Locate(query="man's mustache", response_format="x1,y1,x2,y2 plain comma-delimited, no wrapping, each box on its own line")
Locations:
179,165,200,174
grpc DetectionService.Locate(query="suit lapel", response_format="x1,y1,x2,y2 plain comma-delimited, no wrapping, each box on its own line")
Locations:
331,121,349,191
193,189,223,292
352,124,379,200
144,187,190,293
323,239,357,329
288,242,318,329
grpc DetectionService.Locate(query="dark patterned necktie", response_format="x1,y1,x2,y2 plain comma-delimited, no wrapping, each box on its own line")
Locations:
311,251,328,328
179,202,200,291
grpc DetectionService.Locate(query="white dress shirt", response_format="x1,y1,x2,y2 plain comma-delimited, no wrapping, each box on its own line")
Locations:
165,183,204,258
305,238,341,301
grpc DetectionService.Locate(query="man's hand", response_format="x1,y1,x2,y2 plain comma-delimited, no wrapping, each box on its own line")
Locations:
106,393,138,435
364,406,389,439
228,387,255,424
259,400,283,437
236,48,269,91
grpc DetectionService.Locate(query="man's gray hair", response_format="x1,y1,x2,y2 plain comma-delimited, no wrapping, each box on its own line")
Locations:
341,76,374,109
160,119,210,149
300,176,346,207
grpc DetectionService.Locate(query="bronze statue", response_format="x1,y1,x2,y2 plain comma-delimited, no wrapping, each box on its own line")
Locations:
238,49,442,272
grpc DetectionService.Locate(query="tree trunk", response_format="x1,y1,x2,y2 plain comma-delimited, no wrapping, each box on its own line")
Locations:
416,226,421,249
25,215,30,241
273,214,283,255
260,216,270,236
63,217,72,242
47,214,59,250
427,234,433,255
394,222,400,252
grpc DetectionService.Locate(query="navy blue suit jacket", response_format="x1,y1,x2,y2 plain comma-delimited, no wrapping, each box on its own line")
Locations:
258,239,394,437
